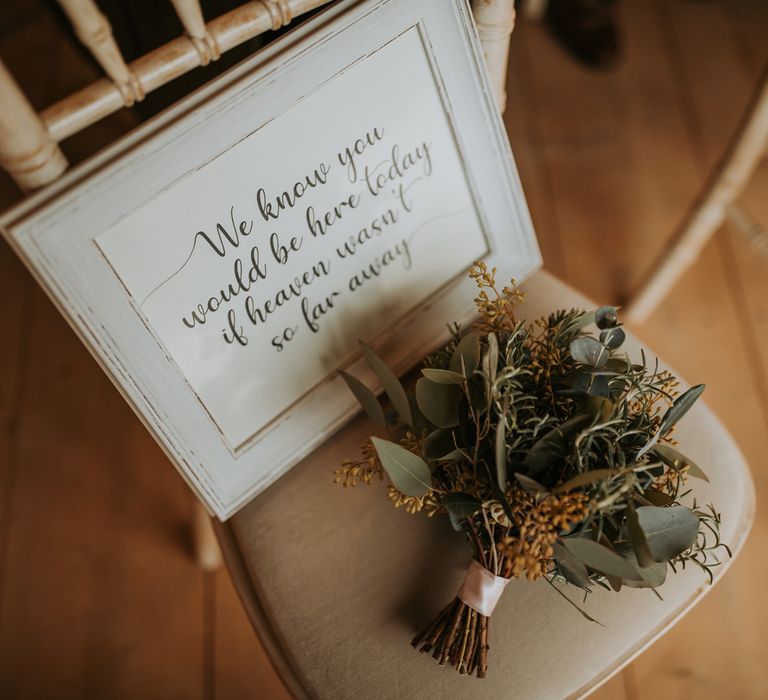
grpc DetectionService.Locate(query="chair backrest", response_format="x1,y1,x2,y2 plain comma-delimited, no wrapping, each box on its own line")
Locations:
0,0,516,193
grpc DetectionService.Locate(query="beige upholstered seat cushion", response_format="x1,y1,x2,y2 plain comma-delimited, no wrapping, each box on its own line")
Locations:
218,270,754,700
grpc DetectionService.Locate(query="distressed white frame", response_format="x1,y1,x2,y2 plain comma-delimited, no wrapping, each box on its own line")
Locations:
1,0,540,519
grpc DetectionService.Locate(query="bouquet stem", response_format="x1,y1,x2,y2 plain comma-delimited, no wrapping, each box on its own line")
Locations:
411,598,490,678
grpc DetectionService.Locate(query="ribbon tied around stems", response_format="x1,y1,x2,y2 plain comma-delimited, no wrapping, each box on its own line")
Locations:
457,559,511,617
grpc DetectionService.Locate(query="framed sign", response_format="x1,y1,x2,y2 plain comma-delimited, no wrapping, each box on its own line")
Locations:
1,0,540,519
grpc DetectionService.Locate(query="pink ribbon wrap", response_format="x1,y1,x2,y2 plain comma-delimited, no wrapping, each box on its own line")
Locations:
457,559,511,617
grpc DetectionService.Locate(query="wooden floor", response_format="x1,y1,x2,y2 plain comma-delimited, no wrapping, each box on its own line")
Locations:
0,1,766,698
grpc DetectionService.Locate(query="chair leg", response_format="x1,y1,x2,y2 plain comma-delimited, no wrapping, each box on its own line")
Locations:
193,501,223,571
624,68,768,326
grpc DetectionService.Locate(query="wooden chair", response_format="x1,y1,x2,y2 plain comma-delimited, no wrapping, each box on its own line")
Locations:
624,68,768,324
517,2,768,324
0,1,755,698
214,273,754,698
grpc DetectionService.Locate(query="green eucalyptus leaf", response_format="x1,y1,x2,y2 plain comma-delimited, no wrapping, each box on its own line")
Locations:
552,541,591,589
626,504,655,568
624,563,668,589
595,306,618,329
618,547,668,588
370,437,432,497
586,395,613,421
643,489,675,506
554,468,622,494
421,368,466,385
450,332,481,376
561,370,590,389
570,337,609,369
653,443,709,482
360,343,412,427
422,429,462,460
600,326,626,350
586,374,610,398
563,538,642,581
659,384,706,438
415,378,460,428
636,505,700,562
496,421,507,490
562,310,596,336
338,370,386,427
636,384,705,459
514,472,549,495
604,357,631,373
408,394,429,437
442,493,481,531
525,415,590,475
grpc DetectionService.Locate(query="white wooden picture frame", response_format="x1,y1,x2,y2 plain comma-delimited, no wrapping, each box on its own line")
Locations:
1,0,540,519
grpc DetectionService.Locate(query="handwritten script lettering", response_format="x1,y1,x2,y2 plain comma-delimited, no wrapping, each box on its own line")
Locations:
159,125,440,353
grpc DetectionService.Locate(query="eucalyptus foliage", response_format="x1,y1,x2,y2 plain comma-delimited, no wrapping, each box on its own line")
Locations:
335,263,728,678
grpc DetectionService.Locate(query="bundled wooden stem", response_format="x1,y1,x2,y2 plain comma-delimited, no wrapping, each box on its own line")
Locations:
411,598,490,678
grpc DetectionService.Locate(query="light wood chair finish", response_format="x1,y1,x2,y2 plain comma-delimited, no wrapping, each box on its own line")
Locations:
0,0,517,190
0,61,68,191
56,0,144,107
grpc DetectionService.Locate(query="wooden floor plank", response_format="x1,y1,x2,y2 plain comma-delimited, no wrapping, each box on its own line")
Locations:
0,283,206,699
213,569,291,700
620,1,768,698
588,674,634,700
0,5,209,697
728,0,768,76
0,7,209,699
0,241,31,627
505,25,569,277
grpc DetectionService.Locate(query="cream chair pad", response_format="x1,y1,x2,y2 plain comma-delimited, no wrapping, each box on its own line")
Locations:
215,270,755,700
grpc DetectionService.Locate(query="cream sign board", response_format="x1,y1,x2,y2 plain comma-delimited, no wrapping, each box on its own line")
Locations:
1,0,540,519
96,26,485,451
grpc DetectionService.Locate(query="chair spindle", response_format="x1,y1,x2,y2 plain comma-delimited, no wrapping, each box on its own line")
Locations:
0,59,68,191
56,0,144,107
169,0,221,65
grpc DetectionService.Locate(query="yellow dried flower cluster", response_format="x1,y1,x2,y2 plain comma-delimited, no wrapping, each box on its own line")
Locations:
498,487,591,580
528,318,571,410
469,261,525,333
387,486,441,516
333,439,383,487
440,460,480,494
530,324,567,375
630,369,680,418
400,431,420,452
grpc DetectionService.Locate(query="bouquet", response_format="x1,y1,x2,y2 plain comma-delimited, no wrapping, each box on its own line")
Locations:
335,263,728,678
